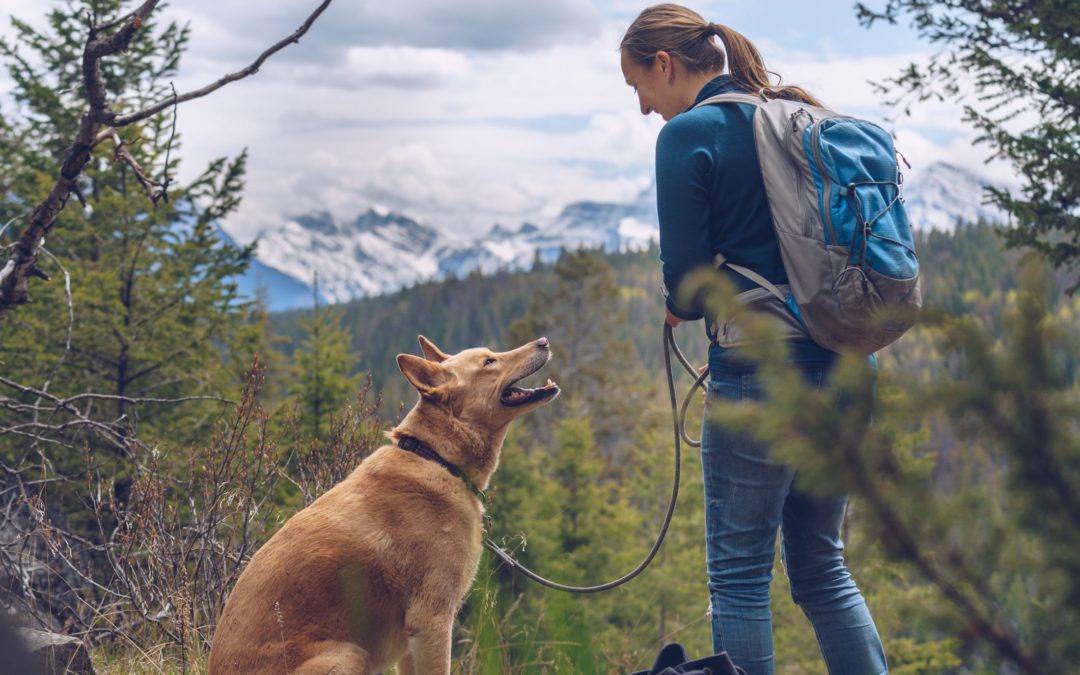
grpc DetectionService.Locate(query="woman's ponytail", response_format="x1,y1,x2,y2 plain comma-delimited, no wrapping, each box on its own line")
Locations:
711,24,768,94
712,23,823,106
622,5,822,107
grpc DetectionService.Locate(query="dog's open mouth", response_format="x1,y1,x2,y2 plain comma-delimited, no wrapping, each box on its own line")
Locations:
500,370,560,407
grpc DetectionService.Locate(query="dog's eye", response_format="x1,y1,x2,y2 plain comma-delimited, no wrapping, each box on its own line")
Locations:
484,357,497,366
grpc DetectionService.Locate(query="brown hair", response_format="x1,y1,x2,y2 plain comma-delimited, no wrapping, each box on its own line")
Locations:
620,3,822,107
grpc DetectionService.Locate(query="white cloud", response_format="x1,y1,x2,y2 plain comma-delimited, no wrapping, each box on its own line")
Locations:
161,18,1026,243
1,0,1027,249
156,0,602,62
364,143,457,212
573,110,663,165
263,46,472,90
342,47,470,87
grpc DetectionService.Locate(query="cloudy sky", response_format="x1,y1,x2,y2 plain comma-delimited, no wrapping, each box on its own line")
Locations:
1,0,1014,243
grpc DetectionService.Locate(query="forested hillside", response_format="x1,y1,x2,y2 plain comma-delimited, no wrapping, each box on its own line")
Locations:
261,221,1080,673
269,221,1041,407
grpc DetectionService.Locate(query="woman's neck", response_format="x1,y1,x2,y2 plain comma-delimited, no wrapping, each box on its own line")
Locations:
678,68,727,110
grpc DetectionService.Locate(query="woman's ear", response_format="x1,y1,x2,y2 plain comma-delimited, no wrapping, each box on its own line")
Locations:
656,50,674,83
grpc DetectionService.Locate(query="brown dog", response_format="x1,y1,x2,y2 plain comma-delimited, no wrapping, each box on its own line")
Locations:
209,336,559,674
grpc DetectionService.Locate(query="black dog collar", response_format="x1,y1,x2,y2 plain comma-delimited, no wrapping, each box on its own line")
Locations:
397,435,486,503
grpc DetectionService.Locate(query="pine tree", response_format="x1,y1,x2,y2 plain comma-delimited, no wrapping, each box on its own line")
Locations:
290,275,363,439
0,0,281,635
856,0,1080,289
0,0,260,458
509,248,647,454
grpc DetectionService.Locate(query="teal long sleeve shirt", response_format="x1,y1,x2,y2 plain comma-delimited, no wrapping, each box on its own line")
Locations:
656,75,854,367
656,75,787,322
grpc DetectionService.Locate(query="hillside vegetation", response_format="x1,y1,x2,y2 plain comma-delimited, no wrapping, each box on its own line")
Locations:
257,221,1080,673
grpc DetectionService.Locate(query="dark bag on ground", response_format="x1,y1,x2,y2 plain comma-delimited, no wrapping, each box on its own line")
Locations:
631,642,747,675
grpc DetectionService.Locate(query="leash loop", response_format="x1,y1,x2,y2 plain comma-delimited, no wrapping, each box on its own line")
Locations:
483,323,706,593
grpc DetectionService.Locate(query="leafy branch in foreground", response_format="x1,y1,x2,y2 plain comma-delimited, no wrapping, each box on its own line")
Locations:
701,256,1080,673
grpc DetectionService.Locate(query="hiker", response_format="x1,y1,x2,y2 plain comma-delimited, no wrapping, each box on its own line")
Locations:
619,4,889,674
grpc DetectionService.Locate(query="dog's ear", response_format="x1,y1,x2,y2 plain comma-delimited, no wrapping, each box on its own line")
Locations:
397,353,454,399
417,335,450,363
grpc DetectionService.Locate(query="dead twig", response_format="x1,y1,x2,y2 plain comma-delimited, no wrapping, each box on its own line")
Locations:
103,129,167,204
112,0,334,128
32,247,74,443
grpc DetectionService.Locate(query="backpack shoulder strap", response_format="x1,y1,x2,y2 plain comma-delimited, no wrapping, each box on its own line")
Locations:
692,92,768,109
713,252,787,304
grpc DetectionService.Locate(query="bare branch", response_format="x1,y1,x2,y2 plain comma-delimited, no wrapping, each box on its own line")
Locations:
0,377,235,409
90,5,144,36
0,260,13,285
104,128,166,204
0,211,29,242
34,248,73,398
0,374,232,456
63,393,235,407
113,0,334,128
160,82,179,200
27,247,74,450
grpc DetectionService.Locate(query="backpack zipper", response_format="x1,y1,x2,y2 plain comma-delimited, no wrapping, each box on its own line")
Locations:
810,121,839,246
789,110,811,237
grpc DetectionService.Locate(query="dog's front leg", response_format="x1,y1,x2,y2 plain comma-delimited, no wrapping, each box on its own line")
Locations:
402,620,452,675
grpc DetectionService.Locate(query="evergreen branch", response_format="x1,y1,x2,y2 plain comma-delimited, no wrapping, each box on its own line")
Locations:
112,0,335,128
842,438,1044,674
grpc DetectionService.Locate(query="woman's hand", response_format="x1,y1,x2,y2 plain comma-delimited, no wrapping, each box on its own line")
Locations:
665,308,705,370
665,307,686,327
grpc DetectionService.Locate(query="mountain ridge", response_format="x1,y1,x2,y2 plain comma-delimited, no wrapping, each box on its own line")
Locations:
230,161,1004,311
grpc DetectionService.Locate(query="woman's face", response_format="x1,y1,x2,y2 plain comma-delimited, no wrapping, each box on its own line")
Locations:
620,49,679,121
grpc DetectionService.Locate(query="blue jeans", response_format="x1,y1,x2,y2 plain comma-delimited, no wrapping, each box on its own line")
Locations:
701,350,888,675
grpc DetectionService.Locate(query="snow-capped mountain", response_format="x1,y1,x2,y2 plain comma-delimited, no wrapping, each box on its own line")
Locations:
232,161,1004,311
902,162,1008,232
437,182,659,279
253,208,445,305
241,184,661,309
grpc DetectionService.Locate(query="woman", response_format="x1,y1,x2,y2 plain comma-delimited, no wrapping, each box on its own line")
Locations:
620,5,888,674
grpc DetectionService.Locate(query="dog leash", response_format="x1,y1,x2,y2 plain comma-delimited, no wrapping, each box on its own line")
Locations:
483,323,708,593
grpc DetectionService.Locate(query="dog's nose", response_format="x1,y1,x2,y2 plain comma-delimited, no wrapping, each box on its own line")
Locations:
536,337,549,349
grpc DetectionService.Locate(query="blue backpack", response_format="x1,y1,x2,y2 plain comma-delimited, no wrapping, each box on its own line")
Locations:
694,92,922,355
